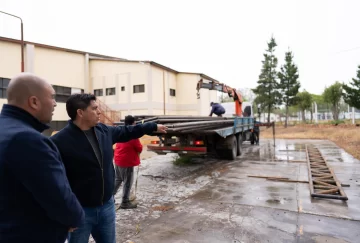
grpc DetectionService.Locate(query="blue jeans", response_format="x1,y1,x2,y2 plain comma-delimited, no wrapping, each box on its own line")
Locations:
68,197,116,243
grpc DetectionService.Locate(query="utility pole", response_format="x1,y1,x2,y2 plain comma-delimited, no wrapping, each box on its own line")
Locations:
0,10,24,72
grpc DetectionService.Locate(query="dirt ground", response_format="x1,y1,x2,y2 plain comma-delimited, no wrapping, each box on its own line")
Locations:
261,124,360,160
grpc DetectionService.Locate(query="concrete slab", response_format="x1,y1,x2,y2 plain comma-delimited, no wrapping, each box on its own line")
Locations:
115,139,360,243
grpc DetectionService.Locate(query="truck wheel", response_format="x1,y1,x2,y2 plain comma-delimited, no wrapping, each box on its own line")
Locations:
237,135,242,156
225,135,237,160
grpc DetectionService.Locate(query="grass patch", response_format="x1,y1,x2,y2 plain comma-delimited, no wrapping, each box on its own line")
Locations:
172,155,196,166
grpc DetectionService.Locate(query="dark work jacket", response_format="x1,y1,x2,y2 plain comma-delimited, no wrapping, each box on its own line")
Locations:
0,104,84,243
210,103,225,116
50,120,157,207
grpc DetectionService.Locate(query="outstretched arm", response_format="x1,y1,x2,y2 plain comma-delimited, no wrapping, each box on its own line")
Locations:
108,122,167,144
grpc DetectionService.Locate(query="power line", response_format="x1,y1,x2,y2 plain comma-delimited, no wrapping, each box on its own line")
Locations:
334,46,360,54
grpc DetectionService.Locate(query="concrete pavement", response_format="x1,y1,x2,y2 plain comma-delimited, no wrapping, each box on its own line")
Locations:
115,139,360,243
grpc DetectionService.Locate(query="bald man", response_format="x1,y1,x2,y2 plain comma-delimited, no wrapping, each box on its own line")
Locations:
0,73,84,243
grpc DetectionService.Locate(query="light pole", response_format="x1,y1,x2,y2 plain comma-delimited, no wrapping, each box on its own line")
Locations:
257,104,261,122
0,10,24,72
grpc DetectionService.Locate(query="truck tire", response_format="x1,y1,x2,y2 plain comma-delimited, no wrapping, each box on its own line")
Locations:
236,134,242,156
216,135,237,160
225,135,237,160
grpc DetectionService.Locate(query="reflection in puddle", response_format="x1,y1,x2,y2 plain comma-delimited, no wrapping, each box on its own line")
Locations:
266,197,292,205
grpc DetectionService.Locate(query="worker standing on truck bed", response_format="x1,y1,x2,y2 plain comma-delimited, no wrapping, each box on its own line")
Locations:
113,115,142,209
50,93,167,243
0,73,84,243
209,102,226,117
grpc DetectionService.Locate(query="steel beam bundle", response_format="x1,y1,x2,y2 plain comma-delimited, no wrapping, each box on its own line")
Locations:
114,115,239,133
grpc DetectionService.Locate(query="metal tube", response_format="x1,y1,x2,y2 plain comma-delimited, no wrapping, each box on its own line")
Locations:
306,145,315,195
316,188,339,195
135,117,159,123
114,117,159,125
158,118,227,123
311,193,348,200
313,180,337,188
156,115,228,119
179,124,229,133
165,120,234,128
168,124,220,132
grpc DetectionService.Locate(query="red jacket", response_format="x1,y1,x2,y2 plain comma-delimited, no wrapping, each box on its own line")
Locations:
114,139,143,167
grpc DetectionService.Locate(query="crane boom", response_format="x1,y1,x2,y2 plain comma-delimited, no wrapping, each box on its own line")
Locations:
196,79,243,116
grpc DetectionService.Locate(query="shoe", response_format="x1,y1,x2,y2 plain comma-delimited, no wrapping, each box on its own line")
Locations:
120,201,138,209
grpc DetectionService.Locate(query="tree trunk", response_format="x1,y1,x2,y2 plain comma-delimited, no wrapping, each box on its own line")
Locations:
285,106,289,128
310,110,313,123
302,110,306,122
267,105,271,123
334,108,339,120
332,104,339,120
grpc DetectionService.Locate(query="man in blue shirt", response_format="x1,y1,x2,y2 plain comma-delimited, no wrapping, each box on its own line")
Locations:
209,102,226,117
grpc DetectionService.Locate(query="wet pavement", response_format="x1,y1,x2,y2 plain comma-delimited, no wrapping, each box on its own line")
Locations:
115,139,360,243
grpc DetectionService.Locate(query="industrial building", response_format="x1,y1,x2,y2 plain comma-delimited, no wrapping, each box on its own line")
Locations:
0,36,219,135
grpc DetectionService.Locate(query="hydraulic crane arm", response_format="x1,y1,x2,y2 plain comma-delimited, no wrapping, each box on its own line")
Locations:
196,79,243,116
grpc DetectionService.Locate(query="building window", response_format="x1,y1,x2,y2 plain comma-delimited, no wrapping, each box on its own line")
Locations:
53,85,71,103
106,87,116,96
121,86,125,91
0,77,10,99
170,89,176,97
94,89,103,96
133,84,145,93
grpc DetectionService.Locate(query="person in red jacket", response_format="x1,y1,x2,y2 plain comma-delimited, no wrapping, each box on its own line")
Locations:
113,115,142,209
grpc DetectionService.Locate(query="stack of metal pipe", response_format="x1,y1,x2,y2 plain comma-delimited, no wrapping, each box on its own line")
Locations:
114,115,238,133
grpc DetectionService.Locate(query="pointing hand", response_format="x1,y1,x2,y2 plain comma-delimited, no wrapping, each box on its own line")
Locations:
156,124,168,133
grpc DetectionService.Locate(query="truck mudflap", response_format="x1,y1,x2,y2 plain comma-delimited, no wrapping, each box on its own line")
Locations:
147,145,207,154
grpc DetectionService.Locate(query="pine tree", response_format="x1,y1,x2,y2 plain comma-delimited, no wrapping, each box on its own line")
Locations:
343,65,360,109
278,50,300,128
252,36,281,123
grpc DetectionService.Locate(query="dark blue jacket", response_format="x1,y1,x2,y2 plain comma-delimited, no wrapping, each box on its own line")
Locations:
50,120,157,207
0,104,84,243
210,103,225,116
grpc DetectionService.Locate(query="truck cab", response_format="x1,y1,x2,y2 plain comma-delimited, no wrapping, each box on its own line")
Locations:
221,101,253,118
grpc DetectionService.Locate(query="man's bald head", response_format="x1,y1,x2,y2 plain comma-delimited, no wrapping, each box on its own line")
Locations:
7,73,57,124
7,73,50,105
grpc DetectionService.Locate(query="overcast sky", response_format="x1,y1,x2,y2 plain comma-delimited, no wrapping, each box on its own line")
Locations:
1,0,360,95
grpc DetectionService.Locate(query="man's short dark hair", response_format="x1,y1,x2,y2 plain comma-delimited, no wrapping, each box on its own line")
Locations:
66,93,97,120
124,115,135,126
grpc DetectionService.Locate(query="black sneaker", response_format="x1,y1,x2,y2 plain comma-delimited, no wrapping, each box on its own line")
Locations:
120,201,138,209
